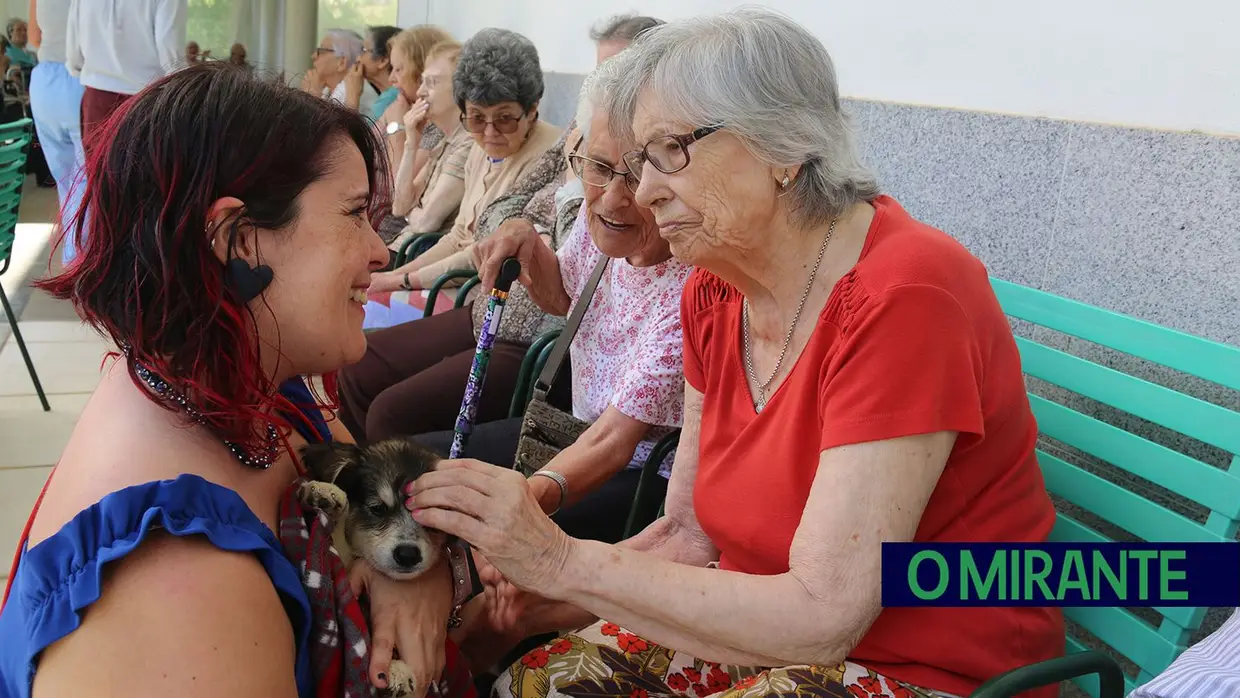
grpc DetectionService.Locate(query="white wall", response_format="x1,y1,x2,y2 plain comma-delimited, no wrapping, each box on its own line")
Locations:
400,0,1240,137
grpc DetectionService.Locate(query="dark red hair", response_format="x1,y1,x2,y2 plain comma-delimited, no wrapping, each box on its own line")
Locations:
38,62,390,454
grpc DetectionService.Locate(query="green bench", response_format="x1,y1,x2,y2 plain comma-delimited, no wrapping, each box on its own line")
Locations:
971,278,1240,697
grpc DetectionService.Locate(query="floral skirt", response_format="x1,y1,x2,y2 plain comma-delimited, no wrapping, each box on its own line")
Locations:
491,620,957,698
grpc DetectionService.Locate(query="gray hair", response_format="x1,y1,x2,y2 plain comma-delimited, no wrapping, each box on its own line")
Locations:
589,13,664,44
5,18,25,39
574,57,627,143
324,28,364,68
602,7,879,227
454,28,543,112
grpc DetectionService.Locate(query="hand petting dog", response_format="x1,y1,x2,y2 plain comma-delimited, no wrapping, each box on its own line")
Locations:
404,459,575,594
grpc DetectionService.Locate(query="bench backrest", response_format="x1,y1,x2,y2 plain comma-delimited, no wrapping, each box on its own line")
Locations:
992,277,1240,697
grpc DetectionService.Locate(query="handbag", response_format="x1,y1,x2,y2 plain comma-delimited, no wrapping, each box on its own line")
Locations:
513,254,610,477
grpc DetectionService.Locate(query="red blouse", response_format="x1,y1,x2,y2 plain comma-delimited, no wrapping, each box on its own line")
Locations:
681,196,1063,697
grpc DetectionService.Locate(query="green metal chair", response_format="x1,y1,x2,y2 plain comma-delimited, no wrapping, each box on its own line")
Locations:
395,232,443,268
509,328,562,418
422,269,478,318
970,277,1240,698
0,119,49,412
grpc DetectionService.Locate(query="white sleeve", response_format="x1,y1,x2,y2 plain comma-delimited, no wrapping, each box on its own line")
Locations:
65,0,82,76
154,0,187,76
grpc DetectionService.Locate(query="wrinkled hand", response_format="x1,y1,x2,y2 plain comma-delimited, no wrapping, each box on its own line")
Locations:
403,98,430,137
472,218,544,292
345,62,365,105
406,460,574,593
475,553,591,637
350,558,452,697
302,68,325,96
383,92,411,126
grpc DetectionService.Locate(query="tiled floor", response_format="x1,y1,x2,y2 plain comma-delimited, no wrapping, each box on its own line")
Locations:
0,180,98,582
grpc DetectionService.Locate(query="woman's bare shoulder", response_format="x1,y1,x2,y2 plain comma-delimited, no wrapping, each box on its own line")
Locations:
33,532,299,697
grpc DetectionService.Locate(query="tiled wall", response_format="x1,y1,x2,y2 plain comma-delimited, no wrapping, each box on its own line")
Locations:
542,71,1240,348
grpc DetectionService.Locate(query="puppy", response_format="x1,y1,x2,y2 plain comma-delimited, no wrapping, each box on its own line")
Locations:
298,437,446,697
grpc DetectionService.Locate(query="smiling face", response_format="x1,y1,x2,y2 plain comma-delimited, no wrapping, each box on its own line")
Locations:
581,109,669,265
415,54,457,122
629,89,780,267
247,138,388,376
463,101,536,159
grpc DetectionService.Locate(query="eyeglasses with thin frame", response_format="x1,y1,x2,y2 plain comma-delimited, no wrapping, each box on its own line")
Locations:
568,153,639,192
622,125,722,185
460,111,527,135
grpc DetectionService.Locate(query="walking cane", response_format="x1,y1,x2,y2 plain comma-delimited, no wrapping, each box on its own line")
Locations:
449,257,522,458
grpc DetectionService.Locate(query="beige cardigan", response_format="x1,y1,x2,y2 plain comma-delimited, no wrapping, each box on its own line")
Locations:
414,120,562,286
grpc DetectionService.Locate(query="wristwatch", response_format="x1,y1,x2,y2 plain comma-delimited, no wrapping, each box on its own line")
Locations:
386,120,404,137
400,272,412,291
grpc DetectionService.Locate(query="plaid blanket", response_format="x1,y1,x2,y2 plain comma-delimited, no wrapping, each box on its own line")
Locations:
278,479,476,697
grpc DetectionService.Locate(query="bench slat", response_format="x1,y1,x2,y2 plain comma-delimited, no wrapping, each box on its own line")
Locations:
993,277,1240,391
1050,514,1200,630
1065,606,1180,682
1018,339,1240,455
1030,395,1240,519
1039,450,1223,544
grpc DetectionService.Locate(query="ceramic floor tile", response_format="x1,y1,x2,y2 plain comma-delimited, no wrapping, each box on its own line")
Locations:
0,466,54,561
4,320,102,343
0,392,93,414
0,407,80,469
0,340,111,397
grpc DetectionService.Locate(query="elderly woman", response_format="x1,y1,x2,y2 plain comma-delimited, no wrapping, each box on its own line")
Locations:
341,65,689,547
302,28,378,114
408,9,1065,698
364,28,560,326
6,18,36,68
385,40,472,254
342,24,401,119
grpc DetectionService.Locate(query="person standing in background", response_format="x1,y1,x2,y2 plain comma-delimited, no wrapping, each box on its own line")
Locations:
66,0,186,157
5,18,37,68
28,0,85,264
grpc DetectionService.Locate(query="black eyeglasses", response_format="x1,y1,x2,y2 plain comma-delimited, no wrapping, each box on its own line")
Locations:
622,126,721,184
461,111,527,134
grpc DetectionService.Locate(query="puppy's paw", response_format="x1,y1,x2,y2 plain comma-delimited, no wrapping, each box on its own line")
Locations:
297,480,348,522
378,659,417,697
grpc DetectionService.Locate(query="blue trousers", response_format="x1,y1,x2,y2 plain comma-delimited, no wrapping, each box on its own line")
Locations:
29,61,85,264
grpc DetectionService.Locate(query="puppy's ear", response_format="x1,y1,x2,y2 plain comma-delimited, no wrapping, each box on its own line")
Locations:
298,442,363,483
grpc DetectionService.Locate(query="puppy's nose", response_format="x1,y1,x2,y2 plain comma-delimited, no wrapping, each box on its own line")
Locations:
392,545,422,569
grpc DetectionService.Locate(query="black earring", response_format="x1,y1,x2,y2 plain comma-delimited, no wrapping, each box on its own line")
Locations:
224,257,273,303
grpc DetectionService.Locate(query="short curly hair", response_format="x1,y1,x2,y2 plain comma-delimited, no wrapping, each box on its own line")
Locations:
453,28,543,113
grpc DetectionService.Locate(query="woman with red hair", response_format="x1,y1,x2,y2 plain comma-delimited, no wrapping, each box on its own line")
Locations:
0,62,471,698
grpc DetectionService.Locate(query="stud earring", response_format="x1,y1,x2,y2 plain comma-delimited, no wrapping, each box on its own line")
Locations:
781,175,791,188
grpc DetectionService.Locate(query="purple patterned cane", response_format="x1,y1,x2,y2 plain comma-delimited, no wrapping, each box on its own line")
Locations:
450,258,523,458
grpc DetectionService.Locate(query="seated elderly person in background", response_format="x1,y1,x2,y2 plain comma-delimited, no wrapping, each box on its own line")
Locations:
302,28,378,114
407,9,1065,698
6,18,35,68
363,28,560,327
384,40,472,258
369,24,455,245
342,68,690,547
341,24,401,120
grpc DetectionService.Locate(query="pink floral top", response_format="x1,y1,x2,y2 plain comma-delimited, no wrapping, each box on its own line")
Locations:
557,210,692,475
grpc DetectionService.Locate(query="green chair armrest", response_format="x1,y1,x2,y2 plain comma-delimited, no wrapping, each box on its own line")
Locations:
509,329,562,418
623,430,681,539
454,276,482,309
395,232,443,267
424,270,479,318
970,651,1125,698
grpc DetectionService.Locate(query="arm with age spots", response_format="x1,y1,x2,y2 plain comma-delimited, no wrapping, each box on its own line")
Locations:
411,401,956,667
